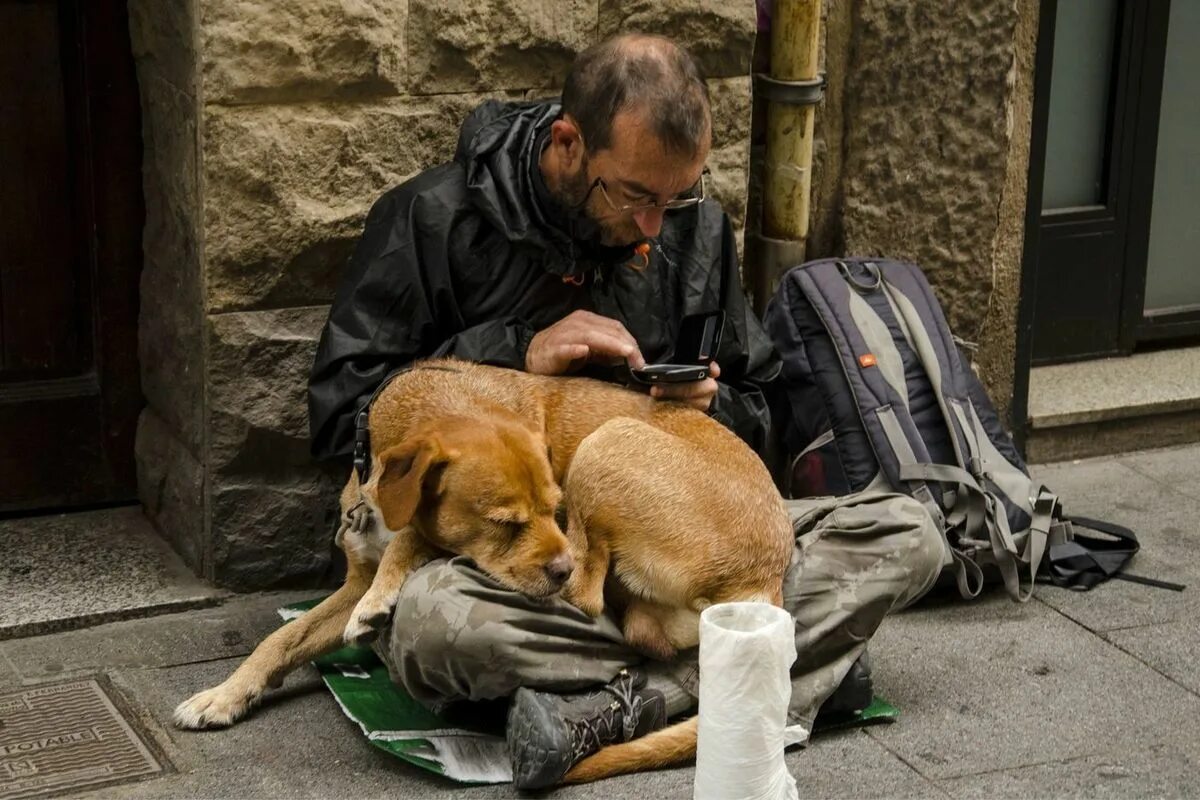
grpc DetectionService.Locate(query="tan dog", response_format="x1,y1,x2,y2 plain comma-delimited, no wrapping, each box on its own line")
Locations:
174,359,792,784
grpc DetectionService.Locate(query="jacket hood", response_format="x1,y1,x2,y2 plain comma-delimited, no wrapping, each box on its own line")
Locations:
454,99,634,276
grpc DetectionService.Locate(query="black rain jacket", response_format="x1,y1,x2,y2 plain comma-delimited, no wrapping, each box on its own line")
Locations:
308,99,781,460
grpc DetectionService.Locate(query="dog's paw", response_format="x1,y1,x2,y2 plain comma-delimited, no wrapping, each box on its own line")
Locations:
344,595,395,646
562,583,604,618
173,681,261,730
562,571,605,618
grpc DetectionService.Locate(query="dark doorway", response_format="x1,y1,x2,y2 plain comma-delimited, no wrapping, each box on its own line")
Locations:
0,0,144,513
1029,0,1199,365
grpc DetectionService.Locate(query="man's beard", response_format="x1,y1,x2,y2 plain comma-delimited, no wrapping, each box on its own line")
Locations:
558,160,594,208
553,165,608,246
553,158,638,249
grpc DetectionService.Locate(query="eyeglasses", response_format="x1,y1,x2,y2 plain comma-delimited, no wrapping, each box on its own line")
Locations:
586,167,711,215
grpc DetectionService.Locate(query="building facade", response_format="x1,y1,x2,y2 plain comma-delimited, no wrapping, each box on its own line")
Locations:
2,0,1045,588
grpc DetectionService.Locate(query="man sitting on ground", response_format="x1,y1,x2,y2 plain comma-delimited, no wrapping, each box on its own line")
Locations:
308,33,945,789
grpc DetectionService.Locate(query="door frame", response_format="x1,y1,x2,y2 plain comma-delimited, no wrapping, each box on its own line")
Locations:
1014,0,1182,449
1011,0,1055,451
1024,0,1189,369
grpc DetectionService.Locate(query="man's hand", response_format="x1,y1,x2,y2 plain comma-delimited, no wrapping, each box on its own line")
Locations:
526,311,646,376
649,361,721,412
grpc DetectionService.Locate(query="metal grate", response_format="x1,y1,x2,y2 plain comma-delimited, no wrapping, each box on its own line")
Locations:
0,679,163,799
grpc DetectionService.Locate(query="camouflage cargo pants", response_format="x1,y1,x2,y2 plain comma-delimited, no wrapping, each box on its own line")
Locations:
378,491,946,730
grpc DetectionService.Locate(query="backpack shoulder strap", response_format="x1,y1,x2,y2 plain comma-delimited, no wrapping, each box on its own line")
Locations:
789,261,937,490
876,261,1049,601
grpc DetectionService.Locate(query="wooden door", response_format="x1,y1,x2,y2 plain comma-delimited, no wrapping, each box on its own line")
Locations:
0,0,144,513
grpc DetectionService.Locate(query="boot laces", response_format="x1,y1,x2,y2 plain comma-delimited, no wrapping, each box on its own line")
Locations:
567,669,643,763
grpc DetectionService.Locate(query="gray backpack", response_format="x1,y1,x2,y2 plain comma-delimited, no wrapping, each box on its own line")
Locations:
764,258,1169,601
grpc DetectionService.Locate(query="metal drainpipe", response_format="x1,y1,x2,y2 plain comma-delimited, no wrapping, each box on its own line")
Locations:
749,0,824,314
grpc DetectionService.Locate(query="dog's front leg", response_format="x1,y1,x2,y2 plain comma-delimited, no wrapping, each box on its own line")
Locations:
562,536,610,617
173,565,371,730
557,498,610,616
344,526,435,646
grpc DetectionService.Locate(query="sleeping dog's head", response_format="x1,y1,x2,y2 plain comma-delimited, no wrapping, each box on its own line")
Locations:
366,416,574,598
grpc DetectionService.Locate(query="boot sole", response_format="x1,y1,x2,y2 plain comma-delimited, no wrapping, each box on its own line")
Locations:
506,687,572,790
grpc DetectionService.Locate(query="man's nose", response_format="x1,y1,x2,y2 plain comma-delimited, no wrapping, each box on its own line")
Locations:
631,207,665,238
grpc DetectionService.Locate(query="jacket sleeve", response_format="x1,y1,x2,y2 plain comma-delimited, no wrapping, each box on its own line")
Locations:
432,317,536,366
707,217,782,456
307,188,535,461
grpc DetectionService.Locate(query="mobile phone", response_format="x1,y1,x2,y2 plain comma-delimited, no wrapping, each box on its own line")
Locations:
630,310,725,385
629,363,712,384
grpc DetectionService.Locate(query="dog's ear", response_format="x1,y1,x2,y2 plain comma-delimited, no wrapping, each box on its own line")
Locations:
371,437,447,531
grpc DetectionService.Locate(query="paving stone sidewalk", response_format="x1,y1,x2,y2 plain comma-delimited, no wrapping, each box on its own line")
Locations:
2,444,1197,799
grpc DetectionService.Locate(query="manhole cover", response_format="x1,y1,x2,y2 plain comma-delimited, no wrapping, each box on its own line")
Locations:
0,679,163,799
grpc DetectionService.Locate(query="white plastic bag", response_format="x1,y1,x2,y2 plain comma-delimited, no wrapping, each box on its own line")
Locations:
694,602,806,800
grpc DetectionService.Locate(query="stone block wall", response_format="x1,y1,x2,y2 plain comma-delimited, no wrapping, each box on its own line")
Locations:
805,0,1038,423
129,0,758,589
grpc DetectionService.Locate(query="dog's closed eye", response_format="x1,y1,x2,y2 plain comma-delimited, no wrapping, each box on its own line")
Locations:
484,510,528,545
484,508,528,526
482,517,524,556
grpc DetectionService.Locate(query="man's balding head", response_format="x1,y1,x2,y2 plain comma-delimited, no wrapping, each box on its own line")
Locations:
540,35,712,246
561,34,711,159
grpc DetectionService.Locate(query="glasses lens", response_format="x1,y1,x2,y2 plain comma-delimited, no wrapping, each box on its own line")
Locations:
605,170,709,214
663,171,708,210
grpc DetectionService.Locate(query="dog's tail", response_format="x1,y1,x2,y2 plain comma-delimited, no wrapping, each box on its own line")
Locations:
563,716,698,784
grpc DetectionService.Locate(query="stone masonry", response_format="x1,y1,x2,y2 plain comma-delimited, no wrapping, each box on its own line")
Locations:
129,0,758,589
805,0,1038,422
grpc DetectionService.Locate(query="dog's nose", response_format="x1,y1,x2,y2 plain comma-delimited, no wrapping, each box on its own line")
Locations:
544,554,574,586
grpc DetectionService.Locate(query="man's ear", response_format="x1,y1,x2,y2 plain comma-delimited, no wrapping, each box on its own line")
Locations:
550,117,583,165
370,437,447,532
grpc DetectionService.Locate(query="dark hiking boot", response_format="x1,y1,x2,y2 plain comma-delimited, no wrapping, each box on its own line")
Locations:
817,648,873,718
506,668,668,790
